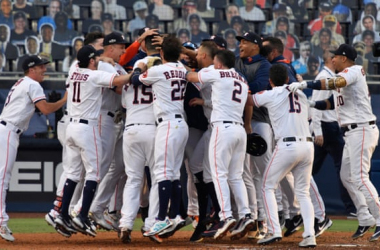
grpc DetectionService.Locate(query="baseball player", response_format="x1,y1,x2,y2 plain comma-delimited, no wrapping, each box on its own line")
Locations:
132,36,189,238
45,31,105,229
310,48,356,218
234,32,272,239
186,41,222,242
255,64,316,248
186,49,255,240
290,44,380,241
0,55,67,242
86,32,128,231
54,45,131,238
118,34,160,243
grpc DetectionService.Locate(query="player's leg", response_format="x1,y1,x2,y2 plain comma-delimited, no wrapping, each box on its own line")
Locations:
228,128,254,240
348,127,380,228
292,142,316,247
242,154,258,221
0,129,19,242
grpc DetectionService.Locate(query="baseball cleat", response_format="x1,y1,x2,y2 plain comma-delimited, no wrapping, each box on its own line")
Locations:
284,215,303,237
369,226,380,242
104,210,120,231
315,217,333,237
120,228,132,243
55,226,72,238
213,217,236,240
141,226,163,243
158,215,186,238
90,212,113,231
143,217,172,236
0,225,15,242
230,214,255,240
55,214,77,234
352,225,374,239
45,212,56,227
201,218,220,238
257,233,282,245
72,214,97,237
299,235,317,248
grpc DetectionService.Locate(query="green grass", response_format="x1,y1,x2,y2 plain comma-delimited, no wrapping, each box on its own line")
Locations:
7,217,358,234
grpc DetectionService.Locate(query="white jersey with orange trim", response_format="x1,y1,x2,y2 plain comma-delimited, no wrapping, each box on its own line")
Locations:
192,64,214,121
67,67,116,120
335,65,376,126
198,67,248,124
253,86,311,140
139,62,187,119
0,76,46,132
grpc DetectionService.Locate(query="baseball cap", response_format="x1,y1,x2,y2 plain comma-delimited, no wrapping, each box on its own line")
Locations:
77,45,101,66
273,3,286,12
103,32,128,46
231,16,244,25
330,44,357,61
307,55,319,65
22,55,50,71
236,32,262,47
319,2,332,11
13,11,26,20
133,1,148,11
183,0,196,8
277,16,289,25
146,14,159,23
323,15,337,24
183,41,197,50
333,4,350,15
274,30,287,39
102,13,113,22
202,35,227,49
138,27,149,36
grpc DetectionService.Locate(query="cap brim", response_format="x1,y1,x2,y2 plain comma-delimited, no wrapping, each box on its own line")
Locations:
235,36,245,41
37,59,51,66
329,49,338,55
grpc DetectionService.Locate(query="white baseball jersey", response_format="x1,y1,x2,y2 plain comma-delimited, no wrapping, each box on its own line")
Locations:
253,86,311,140
139,62,187,118
311,66,337,136
198,67,248,124
334,65,376,126
67,68,116,120
0,77,46,132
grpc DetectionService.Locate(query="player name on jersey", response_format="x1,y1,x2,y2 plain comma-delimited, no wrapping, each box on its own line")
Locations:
69,72,90,81
219,70,247,84
163,70,187,80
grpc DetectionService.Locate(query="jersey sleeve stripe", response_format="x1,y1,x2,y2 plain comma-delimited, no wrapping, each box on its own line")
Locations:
109,74,116,88
33,96,46,103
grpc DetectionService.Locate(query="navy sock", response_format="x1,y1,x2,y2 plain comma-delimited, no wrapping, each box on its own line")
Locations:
79,180,98,218
195,181,208,222
158,180,172,220
168,180,182,219
206,182,220,220
60,179,77,218
145,166,152,190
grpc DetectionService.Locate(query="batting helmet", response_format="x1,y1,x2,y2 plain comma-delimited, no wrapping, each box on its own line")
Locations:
246,133,267,156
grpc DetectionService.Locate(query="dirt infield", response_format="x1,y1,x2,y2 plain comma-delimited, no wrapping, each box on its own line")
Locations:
3,214,380,249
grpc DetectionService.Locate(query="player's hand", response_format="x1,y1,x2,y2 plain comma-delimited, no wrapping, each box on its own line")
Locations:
289,81,307,92
152,35,163,50
138,29,159,43
308,100,316,108
314,135,324,147
296,74,303,82
189,97,204,107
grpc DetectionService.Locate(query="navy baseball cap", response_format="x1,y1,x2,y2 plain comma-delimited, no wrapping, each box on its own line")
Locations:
14,11,26,20
22,55,50,71
77,45,101,66
236,32,262,47
183,41,197,50
103,32,128,46
203,35,227,49
330,44,357,61
102,13,113,22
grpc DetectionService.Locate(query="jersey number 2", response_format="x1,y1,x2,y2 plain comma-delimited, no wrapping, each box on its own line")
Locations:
288,93,301,113
171,80,186,101
232,81,242,103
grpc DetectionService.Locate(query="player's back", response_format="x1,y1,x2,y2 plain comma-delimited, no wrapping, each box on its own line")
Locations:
67,67,115,120
199,68,248,124
254,85,311,140
140,62,187,118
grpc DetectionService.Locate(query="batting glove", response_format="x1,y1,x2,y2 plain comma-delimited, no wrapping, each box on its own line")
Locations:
289,81,307,92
